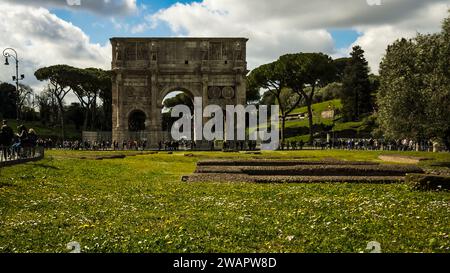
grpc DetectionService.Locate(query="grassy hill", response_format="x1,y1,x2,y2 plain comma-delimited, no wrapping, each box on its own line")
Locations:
284,99,371,142
290,99,342,116
286,99,341,128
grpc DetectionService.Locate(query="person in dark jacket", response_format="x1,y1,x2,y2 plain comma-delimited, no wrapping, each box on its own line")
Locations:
0,120,14,160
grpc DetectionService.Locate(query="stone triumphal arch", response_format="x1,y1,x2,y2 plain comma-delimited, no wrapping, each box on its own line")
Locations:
111,37,248,148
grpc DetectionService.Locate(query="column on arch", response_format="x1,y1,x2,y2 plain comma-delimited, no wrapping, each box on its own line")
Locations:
149,73,162,148
112,72,127,145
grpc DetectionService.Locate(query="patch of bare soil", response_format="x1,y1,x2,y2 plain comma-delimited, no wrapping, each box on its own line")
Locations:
378,155,430,164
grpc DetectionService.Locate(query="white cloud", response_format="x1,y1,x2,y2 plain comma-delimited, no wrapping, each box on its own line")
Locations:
151,1,336,69
3,0,138,16
350,2,449,73
0,3,110,99
150,0,449,73
110,18,129,32
130,22,148,34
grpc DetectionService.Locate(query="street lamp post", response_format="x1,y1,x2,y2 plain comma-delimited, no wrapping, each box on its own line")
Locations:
3,48,25,121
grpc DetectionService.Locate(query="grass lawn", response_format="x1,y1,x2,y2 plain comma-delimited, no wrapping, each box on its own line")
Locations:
0,150,449,253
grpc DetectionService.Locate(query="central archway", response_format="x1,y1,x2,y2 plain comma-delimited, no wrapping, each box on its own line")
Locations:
161,88,195,143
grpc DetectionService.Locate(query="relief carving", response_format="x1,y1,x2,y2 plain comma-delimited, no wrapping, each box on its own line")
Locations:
222,87,235,99
208,86,222,99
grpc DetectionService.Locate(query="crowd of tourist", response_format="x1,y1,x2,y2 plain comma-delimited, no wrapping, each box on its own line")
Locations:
279,138,439,152
1,117,444,158
48,139,259,151
0,120,40,161
51,138,433,152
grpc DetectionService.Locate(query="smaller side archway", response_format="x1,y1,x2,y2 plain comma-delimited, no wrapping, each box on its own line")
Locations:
128,110,147,132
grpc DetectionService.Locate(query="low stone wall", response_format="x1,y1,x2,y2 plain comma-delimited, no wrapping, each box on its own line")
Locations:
184,159,423,184
195,164,423,176
197,159,380,166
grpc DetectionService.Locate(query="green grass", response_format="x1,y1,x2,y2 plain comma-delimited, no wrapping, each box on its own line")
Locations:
284,100,338,129
0,150,449,253
290,99,342,115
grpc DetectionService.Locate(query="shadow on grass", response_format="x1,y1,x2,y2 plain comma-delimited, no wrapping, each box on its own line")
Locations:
430,162,450,168
30,163,60,170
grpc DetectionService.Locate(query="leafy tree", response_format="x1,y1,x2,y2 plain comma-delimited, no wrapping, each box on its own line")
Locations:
0,82,17,118
340,46,373,121
37,86,59,126
278,87,303,135
21,106,39,122
69,68,111,131
314,82,343,103
70,68,97,131
368,74,380,111
436,14,450,148
66,102,85,131
246,75,261,103
282,53,336,143
260,90,276,106
17,83,34,121
35,65,78,139
163,92,194,112
98,71,113,131
378,38,430,144
247,61,302,143
87,68,111,131
248,53,335,144
377,12,450,149
333,57,351,82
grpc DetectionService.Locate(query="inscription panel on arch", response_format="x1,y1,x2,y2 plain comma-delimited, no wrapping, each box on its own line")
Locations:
124,78,148,87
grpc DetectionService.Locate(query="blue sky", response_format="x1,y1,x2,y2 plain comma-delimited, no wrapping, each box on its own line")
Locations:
53,0,199,44
329,30,361,50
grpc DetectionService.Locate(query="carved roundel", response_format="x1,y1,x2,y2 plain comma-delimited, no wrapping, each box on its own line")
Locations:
208,86,222,99
222,87,235,99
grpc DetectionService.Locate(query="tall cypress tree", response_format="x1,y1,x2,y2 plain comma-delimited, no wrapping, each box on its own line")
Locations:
340,46,372,121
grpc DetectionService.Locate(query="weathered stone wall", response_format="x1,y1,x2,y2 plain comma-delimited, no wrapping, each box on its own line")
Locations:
110,37,248,147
